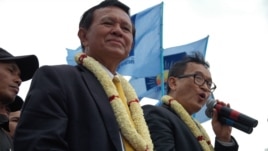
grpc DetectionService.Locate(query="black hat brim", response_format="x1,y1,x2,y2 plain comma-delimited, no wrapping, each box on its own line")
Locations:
0,55,39,81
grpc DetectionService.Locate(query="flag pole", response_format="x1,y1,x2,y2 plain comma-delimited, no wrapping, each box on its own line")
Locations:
159,2,164,106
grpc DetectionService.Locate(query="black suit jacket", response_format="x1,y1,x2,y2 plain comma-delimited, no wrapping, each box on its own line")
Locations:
142,105,239,151
14,65,123,151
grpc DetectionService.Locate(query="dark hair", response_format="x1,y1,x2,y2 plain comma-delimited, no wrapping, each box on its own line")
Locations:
79,0,136,51
167,52,210,93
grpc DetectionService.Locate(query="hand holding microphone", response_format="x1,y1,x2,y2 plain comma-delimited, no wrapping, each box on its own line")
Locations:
205,99,258,134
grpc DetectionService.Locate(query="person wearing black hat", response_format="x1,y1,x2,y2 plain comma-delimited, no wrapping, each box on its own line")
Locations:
0,47,38,151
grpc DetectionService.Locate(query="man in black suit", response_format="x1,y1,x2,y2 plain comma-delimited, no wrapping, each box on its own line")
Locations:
14,1,153,151
143,52,239,151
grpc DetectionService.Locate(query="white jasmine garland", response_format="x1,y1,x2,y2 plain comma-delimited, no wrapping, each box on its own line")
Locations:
75,53,153,151
162,95,214,151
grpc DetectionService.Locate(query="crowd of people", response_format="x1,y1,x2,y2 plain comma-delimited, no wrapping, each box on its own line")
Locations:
1,0,239,151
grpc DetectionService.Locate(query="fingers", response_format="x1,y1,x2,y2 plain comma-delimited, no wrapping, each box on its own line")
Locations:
215,99,230,108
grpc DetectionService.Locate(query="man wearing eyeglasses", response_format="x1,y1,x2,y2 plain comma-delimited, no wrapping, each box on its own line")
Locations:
142,52,239,151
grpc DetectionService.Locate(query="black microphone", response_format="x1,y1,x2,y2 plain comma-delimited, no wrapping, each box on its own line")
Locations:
219,117,253,134
205,99,258,128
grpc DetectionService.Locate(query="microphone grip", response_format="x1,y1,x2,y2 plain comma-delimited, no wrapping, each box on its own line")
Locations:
219,117,253,134
215,104,258,127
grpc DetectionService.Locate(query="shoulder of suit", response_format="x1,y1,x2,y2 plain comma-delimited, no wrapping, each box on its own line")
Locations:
38,64,80,71
34,64,83,76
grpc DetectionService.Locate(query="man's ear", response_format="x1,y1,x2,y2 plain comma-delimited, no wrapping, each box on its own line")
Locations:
168,77,177,91
78,28,88,47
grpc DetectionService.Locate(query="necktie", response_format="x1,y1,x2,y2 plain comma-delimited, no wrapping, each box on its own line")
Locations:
112,76,131,116
112,76,135,151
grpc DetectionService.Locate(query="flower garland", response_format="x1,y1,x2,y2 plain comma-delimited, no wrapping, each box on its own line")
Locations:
162,95,214,151
75,53,153,151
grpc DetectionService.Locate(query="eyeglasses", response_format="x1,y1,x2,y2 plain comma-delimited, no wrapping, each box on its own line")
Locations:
177,73,217,92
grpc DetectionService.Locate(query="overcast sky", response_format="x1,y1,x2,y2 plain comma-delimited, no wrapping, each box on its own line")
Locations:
1,0,268,150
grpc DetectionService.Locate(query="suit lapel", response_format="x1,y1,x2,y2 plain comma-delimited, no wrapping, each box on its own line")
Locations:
79,66,122,151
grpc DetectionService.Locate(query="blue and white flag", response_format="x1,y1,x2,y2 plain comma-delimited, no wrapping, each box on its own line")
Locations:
163,35,209,57
117,2,163,77
130,36,209,100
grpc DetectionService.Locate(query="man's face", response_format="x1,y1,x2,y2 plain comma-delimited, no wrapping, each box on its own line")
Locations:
170,62,212,115
8,110,21,138
0,62,21,104
79,6,133,67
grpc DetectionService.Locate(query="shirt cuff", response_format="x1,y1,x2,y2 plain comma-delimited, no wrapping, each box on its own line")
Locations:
216,138,235,146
